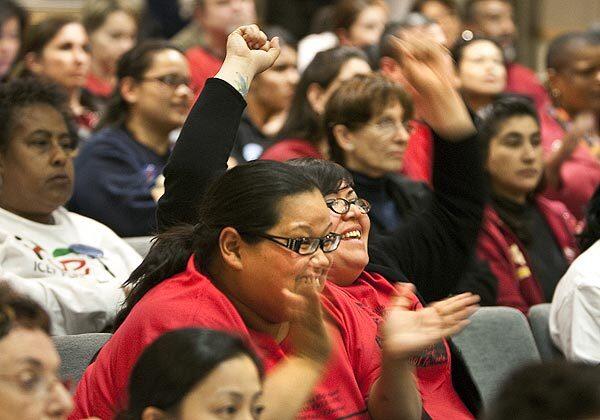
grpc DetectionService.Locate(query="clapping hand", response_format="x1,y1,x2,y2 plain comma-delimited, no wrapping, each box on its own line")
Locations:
284,276,331,366
381,289,480,360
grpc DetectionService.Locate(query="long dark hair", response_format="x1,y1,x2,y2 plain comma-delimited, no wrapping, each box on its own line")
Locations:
96,40,184,129
114,161,319,329
278,46,369,145
578,186,600,252
120,328,263,419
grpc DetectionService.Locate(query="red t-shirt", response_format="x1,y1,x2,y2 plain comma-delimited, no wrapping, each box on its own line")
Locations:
402,121,434,186
505,62,551,109
260,138,323,162
343,272,474,420
70,256,380,420
539,105,600,221
186,46,223,95
86,73,114,98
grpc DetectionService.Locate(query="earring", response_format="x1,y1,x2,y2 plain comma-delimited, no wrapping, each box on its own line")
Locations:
551,88,561,99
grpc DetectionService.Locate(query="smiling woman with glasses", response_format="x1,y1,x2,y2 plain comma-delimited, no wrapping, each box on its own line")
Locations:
68,40,194,237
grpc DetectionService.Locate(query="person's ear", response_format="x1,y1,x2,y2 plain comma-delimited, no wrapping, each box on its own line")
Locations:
307,82,326,115
332,124,356,153
218,227,244,271
24,52,43,75
141,406,170,420
546,68,562,100
120,76,140,105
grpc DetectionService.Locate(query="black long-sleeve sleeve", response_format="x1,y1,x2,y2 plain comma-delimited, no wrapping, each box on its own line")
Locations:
156,78,246,231
368,128,488,302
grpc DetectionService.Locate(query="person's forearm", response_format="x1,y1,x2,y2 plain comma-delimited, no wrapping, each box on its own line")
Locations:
260,356,325,420
156,78,246,230
368,356,421,420
422,89,476,142
214,56,257,97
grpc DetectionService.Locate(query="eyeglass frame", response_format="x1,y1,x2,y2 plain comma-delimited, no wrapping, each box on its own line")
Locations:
141,74,192,89
363,117,414,136
244,232,342,255
325,197,371,215
0,370,64,397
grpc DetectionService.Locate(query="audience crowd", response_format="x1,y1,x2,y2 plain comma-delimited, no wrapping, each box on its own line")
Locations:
0,0,599,418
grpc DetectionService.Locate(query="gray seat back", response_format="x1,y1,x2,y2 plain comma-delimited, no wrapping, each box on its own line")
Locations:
452,306,541,407
124,236,154,257
527,303,564,361
53,333,112,385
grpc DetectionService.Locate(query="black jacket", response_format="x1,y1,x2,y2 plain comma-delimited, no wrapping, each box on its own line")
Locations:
353,170,497,305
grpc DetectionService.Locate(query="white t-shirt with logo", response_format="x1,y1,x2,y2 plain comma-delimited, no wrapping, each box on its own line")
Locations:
0,207,142,335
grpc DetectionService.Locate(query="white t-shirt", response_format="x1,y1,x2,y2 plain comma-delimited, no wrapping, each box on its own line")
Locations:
550,240,600,364
0,207,142,335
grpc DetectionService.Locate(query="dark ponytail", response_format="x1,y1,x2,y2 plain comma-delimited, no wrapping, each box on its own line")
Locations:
96,40,183,130
114,161,319,330
578,186,600,252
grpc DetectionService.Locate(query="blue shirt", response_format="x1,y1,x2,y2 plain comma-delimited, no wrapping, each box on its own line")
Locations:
68,126,169,237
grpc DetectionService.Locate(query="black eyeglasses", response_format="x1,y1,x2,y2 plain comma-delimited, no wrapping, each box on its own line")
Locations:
248,232,342,255
142,74,191,89
325,197,371,215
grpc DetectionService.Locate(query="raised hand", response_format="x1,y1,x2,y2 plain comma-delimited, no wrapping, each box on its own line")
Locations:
381,290,480,360
226,24,281,75
216,25,281,96
388,32,475,141
388,32,454,107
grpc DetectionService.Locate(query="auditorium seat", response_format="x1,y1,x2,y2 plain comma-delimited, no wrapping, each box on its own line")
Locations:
53,333,112,385
452,306,541,407
528,303,564,361
124,236,154,257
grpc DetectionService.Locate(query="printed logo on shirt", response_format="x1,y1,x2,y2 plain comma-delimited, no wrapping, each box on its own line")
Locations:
15,236,114,280
143,164,159,184
301,389,346,419
410,341,448,367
